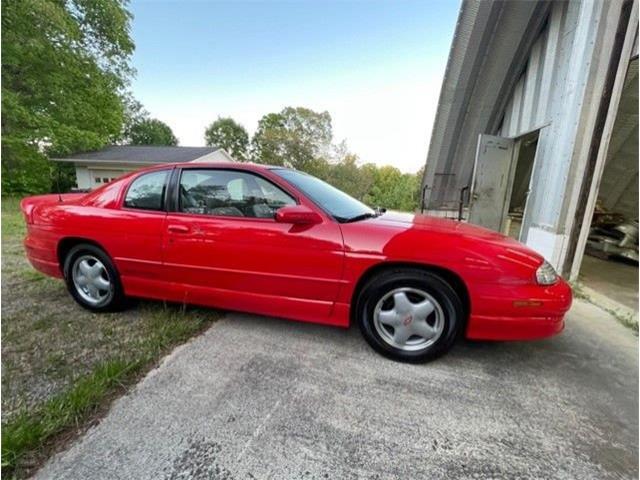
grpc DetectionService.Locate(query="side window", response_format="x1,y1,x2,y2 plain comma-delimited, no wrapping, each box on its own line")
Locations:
179,169,295,218
124,170,169,211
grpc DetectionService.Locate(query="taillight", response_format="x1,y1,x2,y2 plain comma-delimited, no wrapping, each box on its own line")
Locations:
20,200,35,224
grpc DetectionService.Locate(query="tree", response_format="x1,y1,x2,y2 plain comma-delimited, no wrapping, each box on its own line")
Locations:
119,96,148,143
365,166,420,212
127,119,178,146
204,117,249,161
325,153,374,201
2,0,134,194
251,107,332,175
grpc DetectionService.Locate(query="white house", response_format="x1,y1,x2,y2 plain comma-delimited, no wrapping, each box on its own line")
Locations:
52,145,235,190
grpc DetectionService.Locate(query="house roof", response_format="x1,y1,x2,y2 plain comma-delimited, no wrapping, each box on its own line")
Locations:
52,145,222,164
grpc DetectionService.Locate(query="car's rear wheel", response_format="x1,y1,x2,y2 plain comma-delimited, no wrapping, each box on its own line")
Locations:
63,244,126,312
356,269,464,362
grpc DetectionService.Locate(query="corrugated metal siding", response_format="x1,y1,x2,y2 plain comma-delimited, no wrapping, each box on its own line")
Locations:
422,0,550,210
499,2,572,138
497,0,613,239
422,0,492,211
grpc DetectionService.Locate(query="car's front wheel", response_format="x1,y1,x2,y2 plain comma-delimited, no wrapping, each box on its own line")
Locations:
356,269,464,362
63,243,126,312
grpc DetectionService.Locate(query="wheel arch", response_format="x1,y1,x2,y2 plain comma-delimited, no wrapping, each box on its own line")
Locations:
57,237,115,275
351,261,470,324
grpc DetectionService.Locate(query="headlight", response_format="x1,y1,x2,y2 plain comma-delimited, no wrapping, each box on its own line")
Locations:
536,260,558,285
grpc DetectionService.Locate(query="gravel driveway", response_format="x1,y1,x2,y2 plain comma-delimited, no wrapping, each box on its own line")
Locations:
35,299,638,479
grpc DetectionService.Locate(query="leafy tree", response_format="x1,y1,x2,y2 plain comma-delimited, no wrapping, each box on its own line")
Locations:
118,96,148,143
204,117,249,161
365,166,420,212
325,153,374,202
2,0,134,194
127,118,178,146
249,107,422,212
251,107,332,175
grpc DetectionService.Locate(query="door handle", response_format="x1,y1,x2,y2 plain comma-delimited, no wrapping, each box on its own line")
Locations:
168,224,189,234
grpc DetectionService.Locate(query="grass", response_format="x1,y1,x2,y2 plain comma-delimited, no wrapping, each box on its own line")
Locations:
2,309,215,475
2,359,137,471
1,196,221,478
1,197,24,238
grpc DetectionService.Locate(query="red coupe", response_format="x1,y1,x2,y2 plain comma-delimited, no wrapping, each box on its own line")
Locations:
21,162,572,362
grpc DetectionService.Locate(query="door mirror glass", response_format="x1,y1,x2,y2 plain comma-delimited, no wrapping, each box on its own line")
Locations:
275,205,322,225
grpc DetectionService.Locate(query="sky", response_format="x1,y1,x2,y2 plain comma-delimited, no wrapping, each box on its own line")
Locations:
129,0,460,173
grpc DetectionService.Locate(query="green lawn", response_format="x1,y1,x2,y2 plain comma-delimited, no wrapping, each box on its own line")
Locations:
1,196,221,478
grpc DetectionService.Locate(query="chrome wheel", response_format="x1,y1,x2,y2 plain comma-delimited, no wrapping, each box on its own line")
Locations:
373,287,444,352
71,255,113,307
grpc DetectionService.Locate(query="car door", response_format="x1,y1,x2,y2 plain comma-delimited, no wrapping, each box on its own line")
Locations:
107,168,171,298
162,167,346,323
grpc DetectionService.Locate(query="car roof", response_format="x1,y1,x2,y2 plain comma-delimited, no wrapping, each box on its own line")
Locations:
137,161,287,173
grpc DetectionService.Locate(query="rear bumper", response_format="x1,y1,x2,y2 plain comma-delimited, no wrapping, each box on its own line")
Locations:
24,233,63,278
466,279,572,341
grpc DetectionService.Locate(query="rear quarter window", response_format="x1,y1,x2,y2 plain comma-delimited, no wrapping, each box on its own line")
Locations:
124,170,169,211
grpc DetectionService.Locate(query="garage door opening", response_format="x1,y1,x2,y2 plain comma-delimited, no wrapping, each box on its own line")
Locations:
467,129,540,238
504,130,538,241
578,57,638,311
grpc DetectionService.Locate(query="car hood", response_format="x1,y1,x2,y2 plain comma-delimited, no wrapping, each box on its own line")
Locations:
366,211,545,270
373,211,508,240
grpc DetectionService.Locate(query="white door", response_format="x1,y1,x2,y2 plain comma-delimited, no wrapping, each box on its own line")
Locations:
467,134,516,232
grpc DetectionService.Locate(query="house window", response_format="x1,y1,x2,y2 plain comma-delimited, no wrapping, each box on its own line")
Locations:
95,177,102,184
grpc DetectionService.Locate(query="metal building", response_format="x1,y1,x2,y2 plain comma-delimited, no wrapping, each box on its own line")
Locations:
422,0,638,292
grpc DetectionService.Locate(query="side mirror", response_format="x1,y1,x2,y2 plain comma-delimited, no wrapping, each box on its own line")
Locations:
275,205,322,225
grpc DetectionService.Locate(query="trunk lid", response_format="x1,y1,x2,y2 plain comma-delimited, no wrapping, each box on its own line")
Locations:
20,193,85,224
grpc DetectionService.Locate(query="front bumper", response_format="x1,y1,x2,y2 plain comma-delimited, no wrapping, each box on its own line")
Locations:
466,278,573,341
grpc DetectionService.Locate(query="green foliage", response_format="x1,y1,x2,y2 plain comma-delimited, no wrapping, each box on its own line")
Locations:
1,0,134,194
1,142,51,195
204,117,249,161
118,96,148,142
252,107,332,176
1,197,24,238
245,106,422,212
119,98,177,146
364,165,421,211
324,154,374,202
126,118,178,146
2,358,137,473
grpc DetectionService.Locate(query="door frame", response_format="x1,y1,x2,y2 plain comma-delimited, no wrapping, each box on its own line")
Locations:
511,128,542,242
467,128,543,239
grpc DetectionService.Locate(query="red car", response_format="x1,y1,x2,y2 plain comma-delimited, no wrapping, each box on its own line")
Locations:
21,162,572,362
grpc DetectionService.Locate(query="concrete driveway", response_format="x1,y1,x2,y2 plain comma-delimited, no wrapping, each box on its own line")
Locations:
36,299,638,480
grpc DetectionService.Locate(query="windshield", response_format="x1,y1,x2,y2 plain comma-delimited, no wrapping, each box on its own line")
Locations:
273,168,375,222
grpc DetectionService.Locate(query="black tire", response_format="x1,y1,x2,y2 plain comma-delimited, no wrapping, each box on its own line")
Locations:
356,268,464,363
63,243,127,312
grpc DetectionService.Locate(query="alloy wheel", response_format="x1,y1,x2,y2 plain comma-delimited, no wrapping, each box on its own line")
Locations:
373,287,445,351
